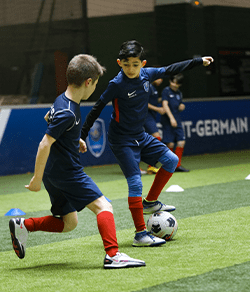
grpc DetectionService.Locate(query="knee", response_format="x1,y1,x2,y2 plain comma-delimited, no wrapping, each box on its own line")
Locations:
127,175,143,197
63,217,78,232
104,201,113,213
172,153,179,168
177,141,185,147
159,151,179,173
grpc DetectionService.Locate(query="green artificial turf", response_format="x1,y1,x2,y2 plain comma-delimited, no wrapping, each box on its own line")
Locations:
0,150,250,292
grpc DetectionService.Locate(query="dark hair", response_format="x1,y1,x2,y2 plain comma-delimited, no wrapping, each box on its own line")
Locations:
170,73,184,85
118,40,145,61
66,54,106,87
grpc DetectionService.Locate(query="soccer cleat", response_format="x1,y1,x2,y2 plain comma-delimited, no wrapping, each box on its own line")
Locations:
9,218,28,259
147,166,159,174
175,165,189,172
104,252,146,269
142,199,176,214
140,168,147,175
132,230,166,247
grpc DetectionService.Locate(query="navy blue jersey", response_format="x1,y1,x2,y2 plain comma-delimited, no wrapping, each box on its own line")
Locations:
100,68,167,139
161,86,183,126
45,93,82,178
81,58,203,142
148,84,159,120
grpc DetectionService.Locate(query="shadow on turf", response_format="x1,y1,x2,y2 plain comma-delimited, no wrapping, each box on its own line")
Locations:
117,239,177,249
11,262,101,271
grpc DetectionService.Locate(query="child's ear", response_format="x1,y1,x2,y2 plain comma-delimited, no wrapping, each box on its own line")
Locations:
117,59,121,66
85,78,92,87
142,60,147,67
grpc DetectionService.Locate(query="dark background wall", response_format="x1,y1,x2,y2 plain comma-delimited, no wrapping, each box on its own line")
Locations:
0,4,250,103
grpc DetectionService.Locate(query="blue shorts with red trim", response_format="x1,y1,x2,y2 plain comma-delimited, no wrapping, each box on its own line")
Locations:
109,132,169,178
162,124,185,143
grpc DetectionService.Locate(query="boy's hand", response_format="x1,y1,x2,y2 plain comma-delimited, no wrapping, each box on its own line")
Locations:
157,107,166,115
178,103,185,112
170,117,178,128
202,56,214,66
44,111,50,122
25,176,42,192
79,138,87,153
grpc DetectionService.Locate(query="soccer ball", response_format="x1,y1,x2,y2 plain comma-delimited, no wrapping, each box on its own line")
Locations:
147,211,178,241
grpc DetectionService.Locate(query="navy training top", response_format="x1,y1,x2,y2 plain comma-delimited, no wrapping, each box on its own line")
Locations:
45,93,83,178
148,83,160,120
81,58,203,143
161,86,183,126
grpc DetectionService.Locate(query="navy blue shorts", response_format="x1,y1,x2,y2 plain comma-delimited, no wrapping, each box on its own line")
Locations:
144,112,158,135
43,172,103,216
109,132,169,178
162,124,185,144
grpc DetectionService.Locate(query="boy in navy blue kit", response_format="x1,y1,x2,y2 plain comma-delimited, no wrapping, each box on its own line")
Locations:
81,40,214,247
9,54,145,269
161,73,189,172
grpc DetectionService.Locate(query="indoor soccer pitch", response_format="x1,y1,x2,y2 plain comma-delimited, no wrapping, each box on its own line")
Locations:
0,150,250,292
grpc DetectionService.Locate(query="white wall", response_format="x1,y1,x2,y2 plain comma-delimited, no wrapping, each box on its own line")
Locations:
0,0,154,26
87,0,154,17
0,0,249,27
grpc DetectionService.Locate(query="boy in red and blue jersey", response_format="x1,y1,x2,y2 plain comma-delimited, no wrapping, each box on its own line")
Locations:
81,40,214,247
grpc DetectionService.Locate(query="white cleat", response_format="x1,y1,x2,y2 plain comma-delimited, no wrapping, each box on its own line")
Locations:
104,252,146,269
9,218,28,259
132,230,166,247
143,199,176,214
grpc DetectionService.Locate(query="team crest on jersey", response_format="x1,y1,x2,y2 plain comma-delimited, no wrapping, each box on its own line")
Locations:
143,81,150,92
87,118,106,158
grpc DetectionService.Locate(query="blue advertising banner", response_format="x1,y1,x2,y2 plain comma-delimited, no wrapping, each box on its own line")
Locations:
181,98,250,155
0,104,116,176
0,97,249,176
156,98,250,155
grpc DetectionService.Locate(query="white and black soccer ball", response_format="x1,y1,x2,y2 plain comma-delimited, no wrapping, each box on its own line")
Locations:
147,211,178,241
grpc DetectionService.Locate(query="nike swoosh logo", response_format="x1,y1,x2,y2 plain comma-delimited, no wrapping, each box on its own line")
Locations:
76,119,80,125
128,91,136,98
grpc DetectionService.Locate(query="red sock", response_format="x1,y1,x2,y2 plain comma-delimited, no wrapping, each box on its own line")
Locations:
146,167,173,202
175,146,184,168
24,216,64,232
97,211,119,257
128,197,146,232
169,147,174,152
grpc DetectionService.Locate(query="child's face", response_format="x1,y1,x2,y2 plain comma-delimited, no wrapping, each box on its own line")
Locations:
170,78,181,91
117,57,146,79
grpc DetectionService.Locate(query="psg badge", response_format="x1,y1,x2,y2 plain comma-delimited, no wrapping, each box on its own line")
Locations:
143,81,150,92
87,118,106,158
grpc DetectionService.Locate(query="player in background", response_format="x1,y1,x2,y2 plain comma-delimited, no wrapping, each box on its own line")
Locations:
80,40,214,247
9,54,145,269
143,78,164,174
161,73,189,172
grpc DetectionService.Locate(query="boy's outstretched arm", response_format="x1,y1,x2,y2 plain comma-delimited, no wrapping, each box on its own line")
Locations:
164,56,214,76
81,98,106,140
25,134,55,192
